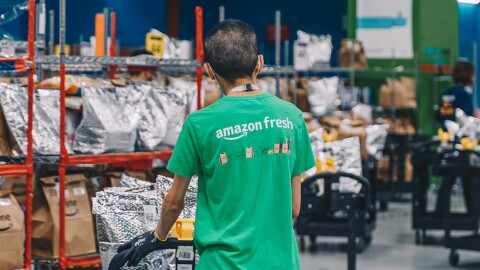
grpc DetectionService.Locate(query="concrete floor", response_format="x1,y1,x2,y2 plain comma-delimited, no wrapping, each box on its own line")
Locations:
298,202,480,270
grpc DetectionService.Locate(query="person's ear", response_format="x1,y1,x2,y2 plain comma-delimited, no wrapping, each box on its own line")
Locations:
204,63,216,80
254,55,264,76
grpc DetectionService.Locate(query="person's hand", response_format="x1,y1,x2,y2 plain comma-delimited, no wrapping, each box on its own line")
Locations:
108,230,178,270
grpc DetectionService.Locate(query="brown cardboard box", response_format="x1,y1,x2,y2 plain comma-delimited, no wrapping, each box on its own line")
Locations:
32,174,96,258
340,39,368,69
0,191,24,270
379,77,417,109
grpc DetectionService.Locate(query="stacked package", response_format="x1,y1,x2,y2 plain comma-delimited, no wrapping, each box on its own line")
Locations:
93,174,198,269
0,84,72,155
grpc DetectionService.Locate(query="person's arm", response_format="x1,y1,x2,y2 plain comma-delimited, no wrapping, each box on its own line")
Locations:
291,176,301,218
155,174,192,239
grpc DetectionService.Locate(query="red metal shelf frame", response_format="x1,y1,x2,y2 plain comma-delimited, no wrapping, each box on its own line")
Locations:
54,6,205,270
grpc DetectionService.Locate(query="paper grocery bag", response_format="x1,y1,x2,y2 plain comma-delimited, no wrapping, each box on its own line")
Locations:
32,174,96,258
0,176,34,207
0,191,25,270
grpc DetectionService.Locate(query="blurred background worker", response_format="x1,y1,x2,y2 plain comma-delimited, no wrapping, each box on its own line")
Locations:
437,60,475,129
127,49,156,83
436,60,476,216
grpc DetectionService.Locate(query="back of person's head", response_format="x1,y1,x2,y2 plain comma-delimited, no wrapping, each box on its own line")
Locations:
204,19,258,83
452,60,475,86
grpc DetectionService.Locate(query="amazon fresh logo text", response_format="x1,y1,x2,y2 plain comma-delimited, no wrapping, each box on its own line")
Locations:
216,116,293,140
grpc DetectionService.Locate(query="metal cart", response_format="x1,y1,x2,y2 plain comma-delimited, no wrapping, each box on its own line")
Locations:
297,172,373,270
434,150,480,266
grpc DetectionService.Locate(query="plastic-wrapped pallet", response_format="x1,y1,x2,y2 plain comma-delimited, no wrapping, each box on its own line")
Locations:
0,84,72,154
74,86,142,154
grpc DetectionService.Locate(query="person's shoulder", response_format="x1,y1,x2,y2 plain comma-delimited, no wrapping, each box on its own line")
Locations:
186,99,225,123
445,86,465,95
267,94,303,114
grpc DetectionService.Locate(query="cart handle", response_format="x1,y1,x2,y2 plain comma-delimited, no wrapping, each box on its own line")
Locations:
302,172,371,210
410,138,439,150
437,149,480,159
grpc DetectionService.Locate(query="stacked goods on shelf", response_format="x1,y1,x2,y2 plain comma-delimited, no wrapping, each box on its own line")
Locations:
319,108,388,161
307,77,340,117
73,86,143,153
0,190,24,270
308,129,363,194
0,176,31,207
32,174,96,258
0,84,69,155
379,77,417,109
93,174,197,269
295,78,309,112
293,30,333,70
0,103,12,156
339,39,368,69
303,113,321,133
0,76,204,155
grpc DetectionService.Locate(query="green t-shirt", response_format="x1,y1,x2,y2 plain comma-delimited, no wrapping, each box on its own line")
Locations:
167,93,315,270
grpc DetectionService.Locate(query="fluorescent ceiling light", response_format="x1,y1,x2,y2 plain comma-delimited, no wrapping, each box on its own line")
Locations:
458,0,480,4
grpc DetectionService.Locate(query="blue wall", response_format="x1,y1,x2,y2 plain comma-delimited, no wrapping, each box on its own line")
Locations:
1,0,347,64
458,3,480,107
458,3,478,61
179,0,348,65
1,0,168,46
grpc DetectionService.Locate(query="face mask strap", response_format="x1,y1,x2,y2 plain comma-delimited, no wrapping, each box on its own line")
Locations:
207,63,226,97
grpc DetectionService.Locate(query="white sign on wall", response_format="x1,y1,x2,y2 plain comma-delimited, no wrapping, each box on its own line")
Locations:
356,0,413,59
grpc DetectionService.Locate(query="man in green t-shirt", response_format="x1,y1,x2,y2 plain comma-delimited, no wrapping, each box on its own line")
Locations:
109,19,315,270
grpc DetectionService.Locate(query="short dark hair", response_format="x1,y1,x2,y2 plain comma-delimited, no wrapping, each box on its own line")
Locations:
129,49,153,76
204,19,258,83
452,60,475,86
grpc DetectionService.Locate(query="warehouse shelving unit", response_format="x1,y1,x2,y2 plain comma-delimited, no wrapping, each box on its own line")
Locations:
0,1,204,269
0,2,37,270
38,2,204,269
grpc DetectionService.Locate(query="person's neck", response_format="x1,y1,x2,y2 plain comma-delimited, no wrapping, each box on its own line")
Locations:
222,78,262,96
